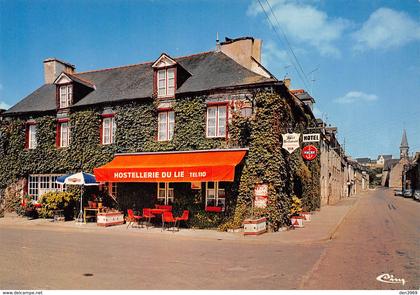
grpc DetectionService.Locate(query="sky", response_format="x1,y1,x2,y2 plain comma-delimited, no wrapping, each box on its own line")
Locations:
0,0,419,159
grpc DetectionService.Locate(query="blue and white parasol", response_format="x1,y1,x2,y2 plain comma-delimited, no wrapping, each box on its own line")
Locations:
56,172,99,222
56,172,99,186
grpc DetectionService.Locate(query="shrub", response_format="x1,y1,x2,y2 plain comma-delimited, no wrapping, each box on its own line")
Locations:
38,191,78,220
289,195,302,217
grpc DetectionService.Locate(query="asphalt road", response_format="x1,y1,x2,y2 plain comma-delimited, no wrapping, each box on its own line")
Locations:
0,188,418,290
301,188,419,290
0,223,324,289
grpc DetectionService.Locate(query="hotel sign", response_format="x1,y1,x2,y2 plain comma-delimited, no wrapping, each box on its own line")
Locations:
303,133,320,143
282,133,301,154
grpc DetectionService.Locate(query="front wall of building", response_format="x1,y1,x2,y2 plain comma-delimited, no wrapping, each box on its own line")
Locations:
0,89,321,230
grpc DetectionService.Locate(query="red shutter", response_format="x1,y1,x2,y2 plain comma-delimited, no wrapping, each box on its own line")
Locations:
56,123,61,147
24,125,29,149
99,119,103,144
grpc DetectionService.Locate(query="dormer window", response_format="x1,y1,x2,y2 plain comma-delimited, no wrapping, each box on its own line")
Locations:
54,72,95,109
157,68,175,98
59,85,72,108
152,53,178,99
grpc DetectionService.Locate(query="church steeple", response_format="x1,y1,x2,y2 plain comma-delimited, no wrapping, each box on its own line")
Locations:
400,129,409,159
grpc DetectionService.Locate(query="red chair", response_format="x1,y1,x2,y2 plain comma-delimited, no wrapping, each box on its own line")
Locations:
175,210,189,230
155,204,173,211
126,209,142,229
162,211,177,232
142,208,156,229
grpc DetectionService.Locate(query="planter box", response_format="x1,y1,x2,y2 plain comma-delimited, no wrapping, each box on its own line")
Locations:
291,216,304,228
97,212,124,227
299,212,311,221
243,217,267,235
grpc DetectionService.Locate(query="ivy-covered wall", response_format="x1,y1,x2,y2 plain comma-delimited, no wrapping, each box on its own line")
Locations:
0,88,320,230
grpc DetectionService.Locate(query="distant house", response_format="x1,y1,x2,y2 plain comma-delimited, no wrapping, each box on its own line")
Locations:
381,130,411,188
376,154,392,167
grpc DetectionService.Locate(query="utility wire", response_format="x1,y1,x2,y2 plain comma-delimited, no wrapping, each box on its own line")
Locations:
264,0,311,87
257,0,310,90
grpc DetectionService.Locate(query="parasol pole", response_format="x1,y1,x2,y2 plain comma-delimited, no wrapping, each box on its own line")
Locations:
80,186,83,222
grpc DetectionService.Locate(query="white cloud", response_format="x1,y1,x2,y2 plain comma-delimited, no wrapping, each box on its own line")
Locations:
0,101,10,110
334,91,378,104
262,41,290,69
248,0,350,57
353,7,420,51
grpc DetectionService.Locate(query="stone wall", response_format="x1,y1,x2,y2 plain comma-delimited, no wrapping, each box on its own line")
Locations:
0,178,26,216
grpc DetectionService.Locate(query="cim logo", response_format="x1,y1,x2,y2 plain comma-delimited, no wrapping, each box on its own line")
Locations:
376,273,406,286
302,145,318,161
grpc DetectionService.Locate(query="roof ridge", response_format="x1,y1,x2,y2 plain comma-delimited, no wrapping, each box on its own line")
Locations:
174,50,214,60
76,50,215,75
76,60,153,74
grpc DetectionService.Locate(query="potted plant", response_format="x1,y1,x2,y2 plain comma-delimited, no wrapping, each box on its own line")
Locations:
16,194,38,219
290,196,304,228
299,210,311,221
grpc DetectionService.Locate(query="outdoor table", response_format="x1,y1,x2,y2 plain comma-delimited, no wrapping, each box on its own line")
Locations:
146,208,170,226
53,209,64,222
83,208,99,223
148,208,170,215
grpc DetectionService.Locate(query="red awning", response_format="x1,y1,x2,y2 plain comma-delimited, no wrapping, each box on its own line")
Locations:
94,149,247,183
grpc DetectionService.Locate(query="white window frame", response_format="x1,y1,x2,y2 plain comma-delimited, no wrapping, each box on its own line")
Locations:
157,111,175,141
157,68,175,98
59,85,72,108
102,117,116,145
60,122,70,148
206,105,227,138
157,182,174,205
28,124,37,149
28,174,65,201
205,182,225,210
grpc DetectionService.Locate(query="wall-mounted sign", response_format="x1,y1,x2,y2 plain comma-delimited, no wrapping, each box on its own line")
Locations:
282,133,301,154
302,145,318,161
254,184,268,208
303,133,320,143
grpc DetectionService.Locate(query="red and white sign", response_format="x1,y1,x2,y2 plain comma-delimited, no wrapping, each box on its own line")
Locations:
302,145,318,161
254,184,268,208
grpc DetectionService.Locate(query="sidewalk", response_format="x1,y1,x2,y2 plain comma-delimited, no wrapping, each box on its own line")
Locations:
0,192,363,244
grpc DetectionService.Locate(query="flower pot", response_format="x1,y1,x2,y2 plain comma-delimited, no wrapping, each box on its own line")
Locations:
299,212,311,221
243,217,267,235
291,216,304,228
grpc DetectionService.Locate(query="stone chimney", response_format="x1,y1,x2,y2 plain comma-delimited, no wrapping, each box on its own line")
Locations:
284,78,291,89
43,58,75,84
220,37,270,77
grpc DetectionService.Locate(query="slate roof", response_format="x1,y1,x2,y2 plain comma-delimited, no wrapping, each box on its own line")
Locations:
383,159,399,171
290,89,315,103
377,154,392,160
355,158,371,164
5,51,276,115
400,129,409,148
